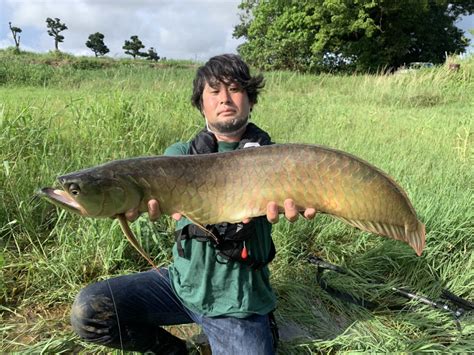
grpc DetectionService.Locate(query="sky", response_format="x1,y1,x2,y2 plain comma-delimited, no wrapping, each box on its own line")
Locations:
0,0,245,60
1,0,473,61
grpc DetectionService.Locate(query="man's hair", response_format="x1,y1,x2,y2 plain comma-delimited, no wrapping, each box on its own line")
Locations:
191,54,265,112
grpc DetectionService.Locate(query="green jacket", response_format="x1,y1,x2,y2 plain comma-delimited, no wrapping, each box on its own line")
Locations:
165,141,276,318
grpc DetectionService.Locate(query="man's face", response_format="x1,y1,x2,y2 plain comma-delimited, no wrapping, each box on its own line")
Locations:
201,80,252,136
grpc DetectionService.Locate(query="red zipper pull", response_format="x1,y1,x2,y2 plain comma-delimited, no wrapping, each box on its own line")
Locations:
241,241,248,260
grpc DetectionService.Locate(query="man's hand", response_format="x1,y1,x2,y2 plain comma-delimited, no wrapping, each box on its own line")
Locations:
265,199,317,224
124,199,181,222
126,198,317,224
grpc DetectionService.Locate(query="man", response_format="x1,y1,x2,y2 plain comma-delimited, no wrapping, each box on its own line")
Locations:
71,54,316,354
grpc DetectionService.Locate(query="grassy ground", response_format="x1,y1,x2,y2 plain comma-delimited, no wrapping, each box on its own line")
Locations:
1,49,473,353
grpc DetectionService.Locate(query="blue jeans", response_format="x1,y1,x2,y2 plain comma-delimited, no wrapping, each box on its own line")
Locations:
71,268,276,354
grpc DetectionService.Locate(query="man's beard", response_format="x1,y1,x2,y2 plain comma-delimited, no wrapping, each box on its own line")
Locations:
206,116,248,136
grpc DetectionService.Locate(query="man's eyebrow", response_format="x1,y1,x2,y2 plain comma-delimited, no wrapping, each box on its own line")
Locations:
206,78,222,88
206,75,244,90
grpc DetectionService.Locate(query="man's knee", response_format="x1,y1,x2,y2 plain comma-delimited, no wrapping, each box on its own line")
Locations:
70,285,116,344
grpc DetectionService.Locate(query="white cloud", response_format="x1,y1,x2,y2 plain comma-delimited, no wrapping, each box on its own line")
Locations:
1,0,245,60
0,38,12,48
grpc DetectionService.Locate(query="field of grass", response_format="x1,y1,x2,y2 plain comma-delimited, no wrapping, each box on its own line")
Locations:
1,49,473,353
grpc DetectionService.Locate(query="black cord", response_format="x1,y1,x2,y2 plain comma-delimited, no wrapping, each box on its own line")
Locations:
308,254,472,332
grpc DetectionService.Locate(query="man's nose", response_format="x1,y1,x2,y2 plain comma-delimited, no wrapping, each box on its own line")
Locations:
218,89,231,104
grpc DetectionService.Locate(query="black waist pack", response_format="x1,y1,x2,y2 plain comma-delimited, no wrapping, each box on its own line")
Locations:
175,219,275,270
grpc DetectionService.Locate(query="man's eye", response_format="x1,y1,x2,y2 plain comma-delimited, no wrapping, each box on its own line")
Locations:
229,86,241,92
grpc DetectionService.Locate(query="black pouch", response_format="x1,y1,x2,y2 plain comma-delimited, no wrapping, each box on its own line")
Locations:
212,221,257,264
176,219,274,269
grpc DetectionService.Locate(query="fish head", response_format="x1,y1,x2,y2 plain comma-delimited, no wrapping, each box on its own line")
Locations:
39,169,142,218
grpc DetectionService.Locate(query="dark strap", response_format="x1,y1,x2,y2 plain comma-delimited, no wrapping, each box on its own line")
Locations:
189,122,273,154
215,237,276,270
189,128,218,154
176,224,276,270
175,224,213,258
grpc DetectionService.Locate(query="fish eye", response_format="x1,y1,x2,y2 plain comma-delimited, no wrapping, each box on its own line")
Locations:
68,183,81,196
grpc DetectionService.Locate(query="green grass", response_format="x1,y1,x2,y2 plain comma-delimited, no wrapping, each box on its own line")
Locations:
1,49,473,353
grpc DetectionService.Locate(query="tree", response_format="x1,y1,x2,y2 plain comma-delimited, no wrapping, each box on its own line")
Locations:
146,47,160,61
123,35,147,58
234,0,474,73
9,22,22,51
86,32,110,57
46,17,68,51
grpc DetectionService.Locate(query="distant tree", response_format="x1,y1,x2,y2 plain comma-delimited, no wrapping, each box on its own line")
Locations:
234,0,474,73
146,47,160,61
86,32,110,57
123,35,147,58
46,17,68,51
9,22,22,51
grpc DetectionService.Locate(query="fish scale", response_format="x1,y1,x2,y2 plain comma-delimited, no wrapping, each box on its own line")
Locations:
39,143,426,256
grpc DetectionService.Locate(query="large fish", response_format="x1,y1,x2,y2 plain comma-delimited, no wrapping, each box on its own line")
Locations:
39,144,425,256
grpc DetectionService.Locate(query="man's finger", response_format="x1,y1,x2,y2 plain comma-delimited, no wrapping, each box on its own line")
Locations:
303,208,317,220
148,200,161,221
171,212,182,221
125,208,139,222
284,199,299,222
266,201,279,224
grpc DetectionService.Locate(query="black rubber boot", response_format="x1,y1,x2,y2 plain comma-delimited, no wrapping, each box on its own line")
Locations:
145,327,189,354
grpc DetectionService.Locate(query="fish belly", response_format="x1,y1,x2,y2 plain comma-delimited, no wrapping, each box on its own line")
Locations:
156,144,424,255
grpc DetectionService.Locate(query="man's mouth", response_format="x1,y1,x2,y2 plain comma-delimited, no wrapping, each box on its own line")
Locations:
218,109,236,116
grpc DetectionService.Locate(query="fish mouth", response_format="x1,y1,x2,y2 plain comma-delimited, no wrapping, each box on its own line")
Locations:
38,187,85,215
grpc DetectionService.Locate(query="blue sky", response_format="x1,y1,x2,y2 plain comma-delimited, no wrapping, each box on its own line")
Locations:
1,0,473,61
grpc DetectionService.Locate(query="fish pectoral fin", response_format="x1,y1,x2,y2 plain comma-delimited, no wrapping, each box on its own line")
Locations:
116,214,157,268
183,215,219,244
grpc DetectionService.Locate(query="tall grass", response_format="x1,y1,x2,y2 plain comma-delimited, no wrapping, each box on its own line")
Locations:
1,50,473,353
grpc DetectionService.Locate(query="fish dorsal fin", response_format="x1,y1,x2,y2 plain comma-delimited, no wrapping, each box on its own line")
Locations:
116,214,158,268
